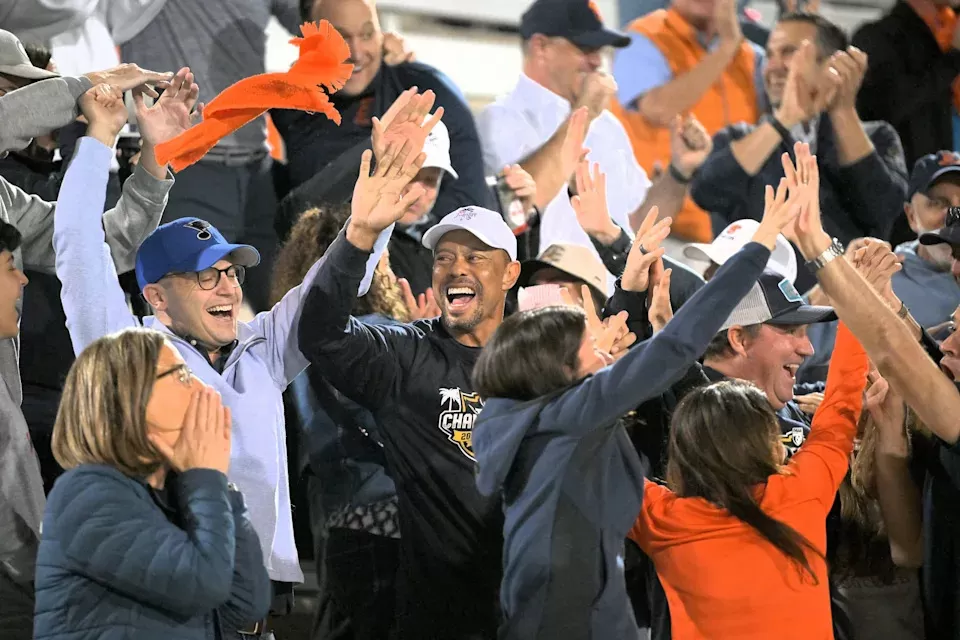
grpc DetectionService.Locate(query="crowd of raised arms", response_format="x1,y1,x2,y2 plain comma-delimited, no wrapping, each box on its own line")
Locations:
3,0,960,638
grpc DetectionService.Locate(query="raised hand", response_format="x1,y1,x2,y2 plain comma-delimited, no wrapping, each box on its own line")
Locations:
501,164,537,213
670,114,713,180
80,84,129,146
622,206,671,293
573,72,617,121
864,369,909,457
561,107,590,182
852,239,902,308
714,0,743,50
371,88,444,169
134,67,200,149
149,388,232,474
399,277,441,320
780,142,832,258
347,142,426,250
571,160,620,243
775,41,840,128
606,312,637,361
648,262,673,333
383,31,416,66
827,47,868,114
84,63,173,98
753,177,801,251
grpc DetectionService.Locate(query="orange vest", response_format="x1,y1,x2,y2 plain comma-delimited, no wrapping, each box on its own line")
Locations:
609,8,760,242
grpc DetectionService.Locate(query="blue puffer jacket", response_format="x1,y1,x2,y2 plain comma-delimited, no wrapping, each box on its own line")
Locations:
33,464,271,640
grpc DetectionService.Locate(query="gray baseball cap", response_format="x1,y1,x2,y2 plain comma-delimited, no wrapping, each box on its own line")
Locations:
0,30,59,82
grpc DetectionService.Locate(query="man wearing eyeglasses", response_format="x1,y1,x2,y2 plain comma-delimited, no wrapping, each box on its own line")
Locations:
50,80,393,638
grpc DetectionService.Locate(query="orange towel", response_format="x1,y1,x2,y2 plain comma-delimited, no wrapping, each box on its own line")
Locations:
154,21,353,172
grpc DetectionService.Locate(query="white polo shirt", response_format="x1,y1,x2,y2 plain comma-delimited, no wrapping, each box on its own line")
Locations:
476,72,651,284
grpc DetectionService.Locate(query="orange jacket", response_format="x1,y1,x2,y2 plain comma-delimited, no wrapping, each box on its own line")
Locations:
629,323,868,639
609,8,760,242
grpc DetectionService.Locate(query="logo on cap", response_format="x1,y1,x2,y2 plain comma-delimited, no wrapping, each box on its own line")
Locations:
588,0,603,20
541,245,566,263
184,219,213,241
454,207,478,221
778,278,803,303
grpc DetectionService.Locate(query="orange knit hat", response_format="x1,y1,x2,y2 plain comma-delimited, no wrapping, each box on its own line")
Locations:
154,21,353,172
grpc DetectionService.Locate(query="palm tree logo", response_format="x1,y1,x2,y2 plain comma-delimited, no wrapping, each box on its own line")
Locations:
439,388,462,412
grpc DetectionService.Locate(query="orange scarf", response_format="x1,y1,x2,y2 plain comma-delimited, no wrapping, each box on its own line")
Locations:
155,21,352,172
907,0,960,113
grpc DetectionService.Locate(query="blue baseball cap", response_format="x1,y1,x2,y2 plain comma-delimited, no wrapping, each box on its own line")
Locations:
135,217,261,289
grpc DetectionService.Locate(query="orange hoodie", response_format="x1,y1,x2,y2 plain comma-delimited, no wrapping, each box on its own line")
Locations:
629,323,868,639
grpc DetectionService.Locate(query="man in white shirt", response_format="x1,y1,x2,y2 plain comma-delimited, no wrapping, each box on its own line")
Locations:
476,0,712,280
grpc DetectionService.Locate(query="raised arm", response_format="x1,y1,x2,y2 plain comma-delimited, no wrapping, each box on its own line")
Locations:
788,142,960,444
545,179,804,434
54,86,139,353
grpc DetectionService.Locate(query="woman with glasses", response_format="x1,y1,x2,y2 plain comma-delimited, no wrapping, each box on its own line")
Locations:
33,327,271,640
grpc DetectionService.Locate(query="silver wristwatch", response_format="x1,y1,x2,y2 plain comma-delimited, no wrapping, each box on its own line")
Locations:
805,238,844,272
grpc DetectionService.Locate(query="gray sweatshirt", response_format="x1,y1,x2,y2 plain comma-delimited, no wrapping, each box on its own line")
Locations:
0,75,173,586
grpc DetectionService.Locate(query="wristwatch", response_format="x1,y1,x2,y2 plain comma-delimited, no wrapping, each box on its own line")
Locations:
804,238,844,273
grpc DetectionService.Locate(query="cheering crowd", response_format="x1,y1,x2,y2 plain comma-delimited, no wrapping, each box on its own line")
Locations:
3,0,960,638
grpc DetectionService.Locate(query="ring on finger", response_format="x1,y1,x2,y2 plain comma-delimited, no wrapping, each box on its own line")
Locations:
638,244,648,255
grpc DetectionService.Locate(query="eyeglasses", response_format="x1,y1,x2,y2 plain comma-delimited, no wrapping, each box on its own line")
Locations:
156,364,193,386
170,265,246,291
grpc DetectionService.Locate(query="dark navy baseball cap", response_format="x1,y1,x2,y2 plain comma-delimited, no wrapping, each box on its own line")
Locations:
919,207,960,249
720,272,836,331
907,151,960,201
135,217,260,289
520,0,631,49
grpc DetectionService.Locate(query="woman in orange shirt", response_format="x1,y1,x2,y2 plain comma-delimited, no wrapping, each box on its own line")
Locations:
629,322,869,639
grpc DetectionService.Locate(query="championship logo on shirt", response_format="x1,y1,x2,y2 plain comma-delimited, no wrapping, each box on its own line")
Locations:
438,387,484,460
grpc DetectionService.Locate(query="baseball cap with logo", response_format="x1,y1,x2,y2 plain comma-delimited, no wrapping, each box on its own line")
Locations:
421,119,458,180
421,206,518,261
907,151,960,201
517,243,609,303
135,217,261,289
719,271,836,332
683,219,798,284
520,0,631,49
0,30,59,81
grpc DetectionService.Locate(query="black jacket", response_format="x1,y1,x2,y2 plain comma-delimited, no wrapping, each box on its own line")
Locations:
691,114,908,291
853,1,960,166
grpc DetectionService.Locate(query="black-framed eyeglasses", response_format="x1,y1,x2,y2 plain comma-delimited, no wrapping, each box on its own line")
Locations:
156,364,193,386
170,265,246,290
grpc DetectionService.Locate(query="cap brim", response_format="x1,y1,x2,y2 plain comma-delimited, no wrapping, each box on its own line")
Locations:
0,64,59,81
569,28,631,49
683,243,725,265
178,243,262,273
422,158,458,180
422,222,500,254
768,305,836,326
926,166,960,191
919,227,960,247
517,259,606,303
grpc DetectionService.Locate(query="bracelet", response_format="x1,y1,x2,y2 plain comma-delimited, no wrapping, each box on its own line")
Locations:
897,300,910,319
668,163,691,184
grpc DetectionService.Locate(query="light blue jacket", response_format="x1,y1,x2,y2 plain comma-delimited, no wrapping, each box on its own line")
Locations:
52,137,390,583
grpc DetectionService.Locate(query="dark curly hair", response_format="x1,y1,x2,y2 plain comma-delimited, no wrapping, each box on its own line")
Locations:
269,205,409,322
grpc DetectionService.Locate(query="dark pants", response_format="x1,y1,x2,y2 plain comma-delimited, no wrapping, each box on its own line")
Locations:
312,528,400,640
162,155,279,312
0,571,34,640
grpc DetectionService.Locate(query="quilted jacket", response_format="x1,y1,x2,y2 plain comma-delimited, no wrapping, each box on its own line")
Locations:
33,464,271,639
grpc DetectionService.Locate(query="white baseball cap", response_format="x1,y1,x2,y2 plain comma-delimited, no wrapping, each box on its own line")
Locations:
421,118,458,179
0,30,58,81
683,219,798,284
421,206,517,261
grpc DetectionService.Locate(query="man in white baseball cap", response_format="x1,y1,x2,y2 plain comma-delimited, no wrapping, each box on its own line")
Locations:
684,219,798,283
0,30,59,89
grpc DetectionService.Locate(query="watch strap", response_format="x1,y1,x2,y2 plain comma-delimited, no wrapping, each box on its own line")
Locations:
805,238,843,272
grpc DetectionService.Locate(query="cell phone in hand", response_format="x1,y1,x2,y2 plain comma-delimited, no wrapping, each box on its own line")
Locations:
488,174,530,234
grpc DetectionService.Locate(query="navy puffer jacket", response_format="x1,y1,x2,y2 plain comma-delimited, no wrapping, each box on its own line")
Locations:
34,464,271,639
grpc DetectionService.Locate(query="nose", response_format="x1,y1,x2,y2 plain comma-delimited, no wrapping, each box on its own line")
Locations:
584,50,602,70
797,334,815,358
214,271,236,296
17,269,28,287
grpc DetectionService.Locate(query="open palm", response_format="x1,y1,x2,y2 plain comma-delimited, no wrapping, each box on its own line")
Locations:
134,67,200,147
352,142,426,233
372,88,444,168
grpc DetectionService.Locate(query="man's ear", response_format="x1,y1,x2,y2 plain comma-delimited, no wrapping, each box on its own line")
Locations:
502,260,522,291
903,202,919,233
142,283,166,312
727,325,751,357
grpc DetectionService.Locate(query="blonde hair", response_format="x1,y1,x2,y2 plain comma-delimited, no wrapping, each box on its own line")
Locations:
53,327,167,476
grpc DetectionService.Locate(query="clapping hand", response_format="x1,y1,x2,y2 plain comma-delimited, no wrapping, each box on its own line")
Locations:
501,164,538,213
134,67,201,149
80,84,129,146
648,260,673,333
622,206,671,293
371,88,444,170
347,141,426,250
670,114,712,180
827,47,868,114
571,160,621,244
383,32,415,66
774,40,841,128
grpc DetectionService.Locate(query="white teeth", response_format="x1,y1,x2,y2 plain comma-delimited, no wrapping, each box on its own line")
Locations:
207,305,233,313
447,287,475,296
